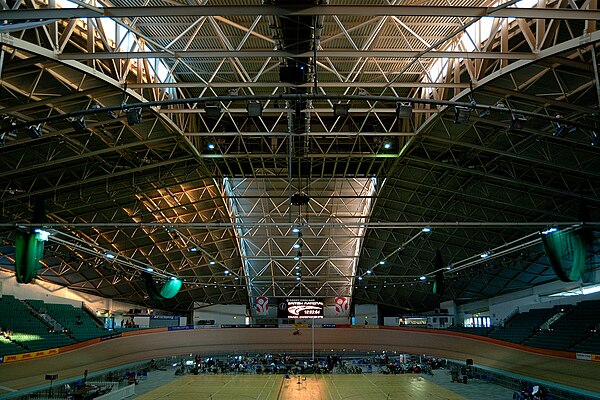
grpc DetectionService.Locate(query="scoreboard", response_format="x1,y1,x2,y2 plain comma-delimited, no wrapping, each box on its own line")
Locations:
278,298,324,319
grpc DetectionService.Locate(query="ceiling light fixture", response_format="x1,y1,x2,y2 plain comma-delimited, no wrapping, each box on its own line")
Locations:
396,102,413,119
553,123,576,138
454,106,471,124
333,103,349,118
247,101,263,117
205,103,222,118
126,107,143,125
69,115,87,132
27,124,43,139
508,114,527,131
33,228,51,241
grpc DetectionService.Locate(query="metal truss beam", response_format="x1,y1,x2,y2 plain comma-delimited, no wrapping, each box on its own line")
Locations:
1,6,599,20
2,221,587,229
128,82,470,89
58,50,537,60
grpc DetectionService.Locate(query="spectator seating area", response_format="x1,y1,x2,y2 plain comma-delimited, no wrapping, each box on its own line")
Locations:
524,300,600,351
444,300,600,354
0,295,75,353
27,301,109,342
445,326,493,337
488,307,559,344
572,330,600,354
0,334,23,356
0,295,118,356
3,295,600,357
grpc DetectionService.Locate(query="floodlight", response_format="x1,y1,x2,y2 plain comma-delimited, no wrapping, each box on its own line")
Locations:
396,102,413,119
333,103,349,118
553,123,576,138
27,124,43,139
205,103,222,118
454,106,471,124
126,108,143,125
69,116,87,132
508,114,527,131
247,102,263,117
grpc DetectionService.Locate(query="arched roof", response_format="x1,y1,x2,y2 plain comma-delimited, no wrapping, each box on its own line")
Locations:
0,0,599,312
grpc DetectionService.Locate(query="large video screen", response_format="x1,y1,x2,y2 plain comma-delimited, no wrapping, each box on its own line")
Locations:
278,298,324,319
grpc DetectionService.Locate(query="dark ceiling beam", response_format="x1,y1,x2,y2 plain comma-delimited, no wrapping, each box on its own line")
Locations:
0,156,195,202
0,221,586,229
1,6,598,20
0,137,175,178
58,50,537,60
129,82,469,89
422,135,599,178
404,155,600,204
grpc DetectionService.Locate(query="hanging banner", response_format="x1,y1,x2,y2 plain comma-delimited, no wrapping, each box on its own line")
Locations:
255,296,269,315
334,297,349,315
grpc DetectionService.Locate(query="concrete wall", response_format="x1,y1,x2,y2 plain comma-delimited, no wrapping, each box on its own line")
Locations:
193,303,248,326
354,304,378,325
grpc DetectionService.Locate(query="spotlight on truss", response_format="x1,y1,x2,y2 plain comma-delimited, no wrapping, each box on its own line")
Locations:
69,115,87,132
396,102,413,119
247,102,263,117
478,109,491,118
126,108,143,126
205,103,222,118
454,106,471,124
333,103,349,118
508,114,527,131
27,124,43,139
553,123,576,138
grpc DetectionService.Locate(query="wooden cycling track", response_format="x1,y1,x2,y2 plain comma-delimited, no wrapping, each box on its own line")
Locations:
1,327,599,394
